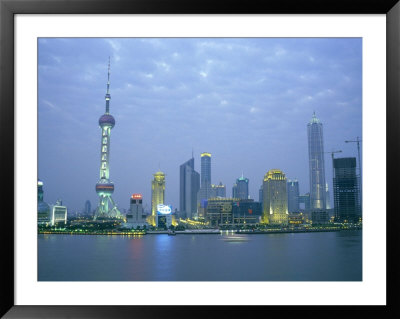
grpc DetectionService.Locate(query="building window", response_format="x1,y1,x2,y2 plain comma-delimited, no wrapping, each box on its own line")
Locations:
102,162,106,169
103,137,108,144
102,154,107,161
102,146,107,152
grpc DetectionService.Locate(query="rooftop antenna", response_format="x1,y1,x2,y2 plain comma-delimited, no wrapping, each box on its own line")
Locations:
105,56,111,113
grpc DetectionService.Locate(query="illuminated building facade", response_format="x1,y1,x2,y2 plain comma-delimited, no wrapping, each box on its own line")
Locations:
151,171,165,218
333,157,360,223
287,179,300,213
37,179,51,225
94,59,122,220
179,157,200,219
51,199,67,226
199,152,212,201
262,169,289,225
288,213,304,226
307,112,327,210
156,204,172,229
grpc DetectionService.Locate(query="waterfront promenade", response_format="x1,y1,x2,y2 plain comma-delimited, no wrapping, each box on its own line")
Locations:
38,225,361,236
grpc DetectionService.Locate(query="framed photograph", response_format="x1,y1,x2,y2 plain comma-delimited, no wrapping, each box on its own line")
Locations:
1,0,398,317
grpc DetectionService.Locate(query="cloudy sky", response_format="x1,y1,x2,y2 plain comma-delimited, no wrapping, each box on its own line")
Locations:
38,38,362,213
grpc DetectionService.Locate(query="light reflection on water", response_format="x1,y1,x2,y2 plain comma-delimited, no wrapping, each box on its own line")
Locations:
38,230,362,281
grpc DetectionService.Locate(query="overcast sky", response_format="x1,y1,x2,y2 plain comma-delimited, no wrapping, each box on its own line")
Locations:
38,38,362,213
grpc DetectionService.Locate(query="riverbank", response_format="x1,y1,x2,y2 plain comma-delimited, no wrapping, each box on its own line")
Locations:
38,226,361,236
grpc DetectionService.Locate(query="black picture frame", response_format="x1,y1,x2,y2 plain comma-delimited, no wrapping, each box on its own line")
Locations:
1,0,398,318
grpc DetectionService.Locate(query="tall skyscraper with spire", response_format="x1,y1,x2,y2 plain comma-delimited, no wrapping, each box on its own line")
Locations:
179,156,200,219
94,58,122,220
307,112,327,211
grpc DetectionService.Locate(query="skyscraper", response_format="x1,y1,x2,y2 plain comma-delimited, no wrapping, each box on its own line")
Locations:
37,179,50,225
180,157,200,219
84,200,91,215
287,179,300,213
333,157,360,223
259,185,263,203
232,183,237,198
262,169,288,225
151,171,165,219
199,152,212,201
94,59,122,220
325,183,331,210
235,174,249,200
211,182,226,198
307,112,327,210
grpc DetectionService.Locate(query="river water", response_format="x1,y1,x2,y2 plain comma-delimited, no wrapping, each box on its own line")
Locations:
38,230,362,281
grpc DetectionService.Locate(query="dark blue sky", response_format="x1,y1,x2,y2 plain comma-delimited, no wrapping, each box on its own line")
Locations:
38,38,362,213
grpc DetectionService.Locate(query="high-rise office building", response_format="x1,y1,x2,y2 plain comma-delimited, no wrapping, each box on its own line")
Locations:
84,200,91,215
199,152,212,201
259,184,263,202
94,58,122,220
235,174,249,200
179,157,200,219
287,179,300,213
151,171,165,219
333,157,360,223
211,182,226,198
37,179,51,225
262,169,288,225
325,183,331,210
307,112,327,210
232,183,237,198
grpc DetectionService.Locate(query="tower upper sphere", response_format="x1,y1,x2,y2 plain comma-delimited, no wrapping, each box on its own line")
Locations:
99,113,115,128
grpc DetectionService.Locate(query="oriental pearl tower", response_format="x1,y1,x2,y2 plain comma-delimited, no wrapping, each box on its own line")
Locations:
94,58,122,220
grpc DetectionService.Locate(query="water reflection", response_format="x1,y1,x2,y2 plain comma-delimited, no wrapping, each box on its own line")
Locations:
38,231,362,281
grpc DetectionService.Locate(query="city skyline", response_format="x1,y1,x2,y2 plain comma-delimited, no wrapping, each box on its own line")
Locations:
38,38,362,212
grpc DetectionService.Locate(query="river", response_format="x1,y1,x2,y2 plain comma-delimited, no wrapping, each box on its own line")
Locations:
38,230,362,281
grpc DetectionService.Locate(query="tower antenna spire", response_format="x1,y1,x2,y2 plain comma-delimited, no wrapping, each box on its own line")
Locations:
105,56,111,113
